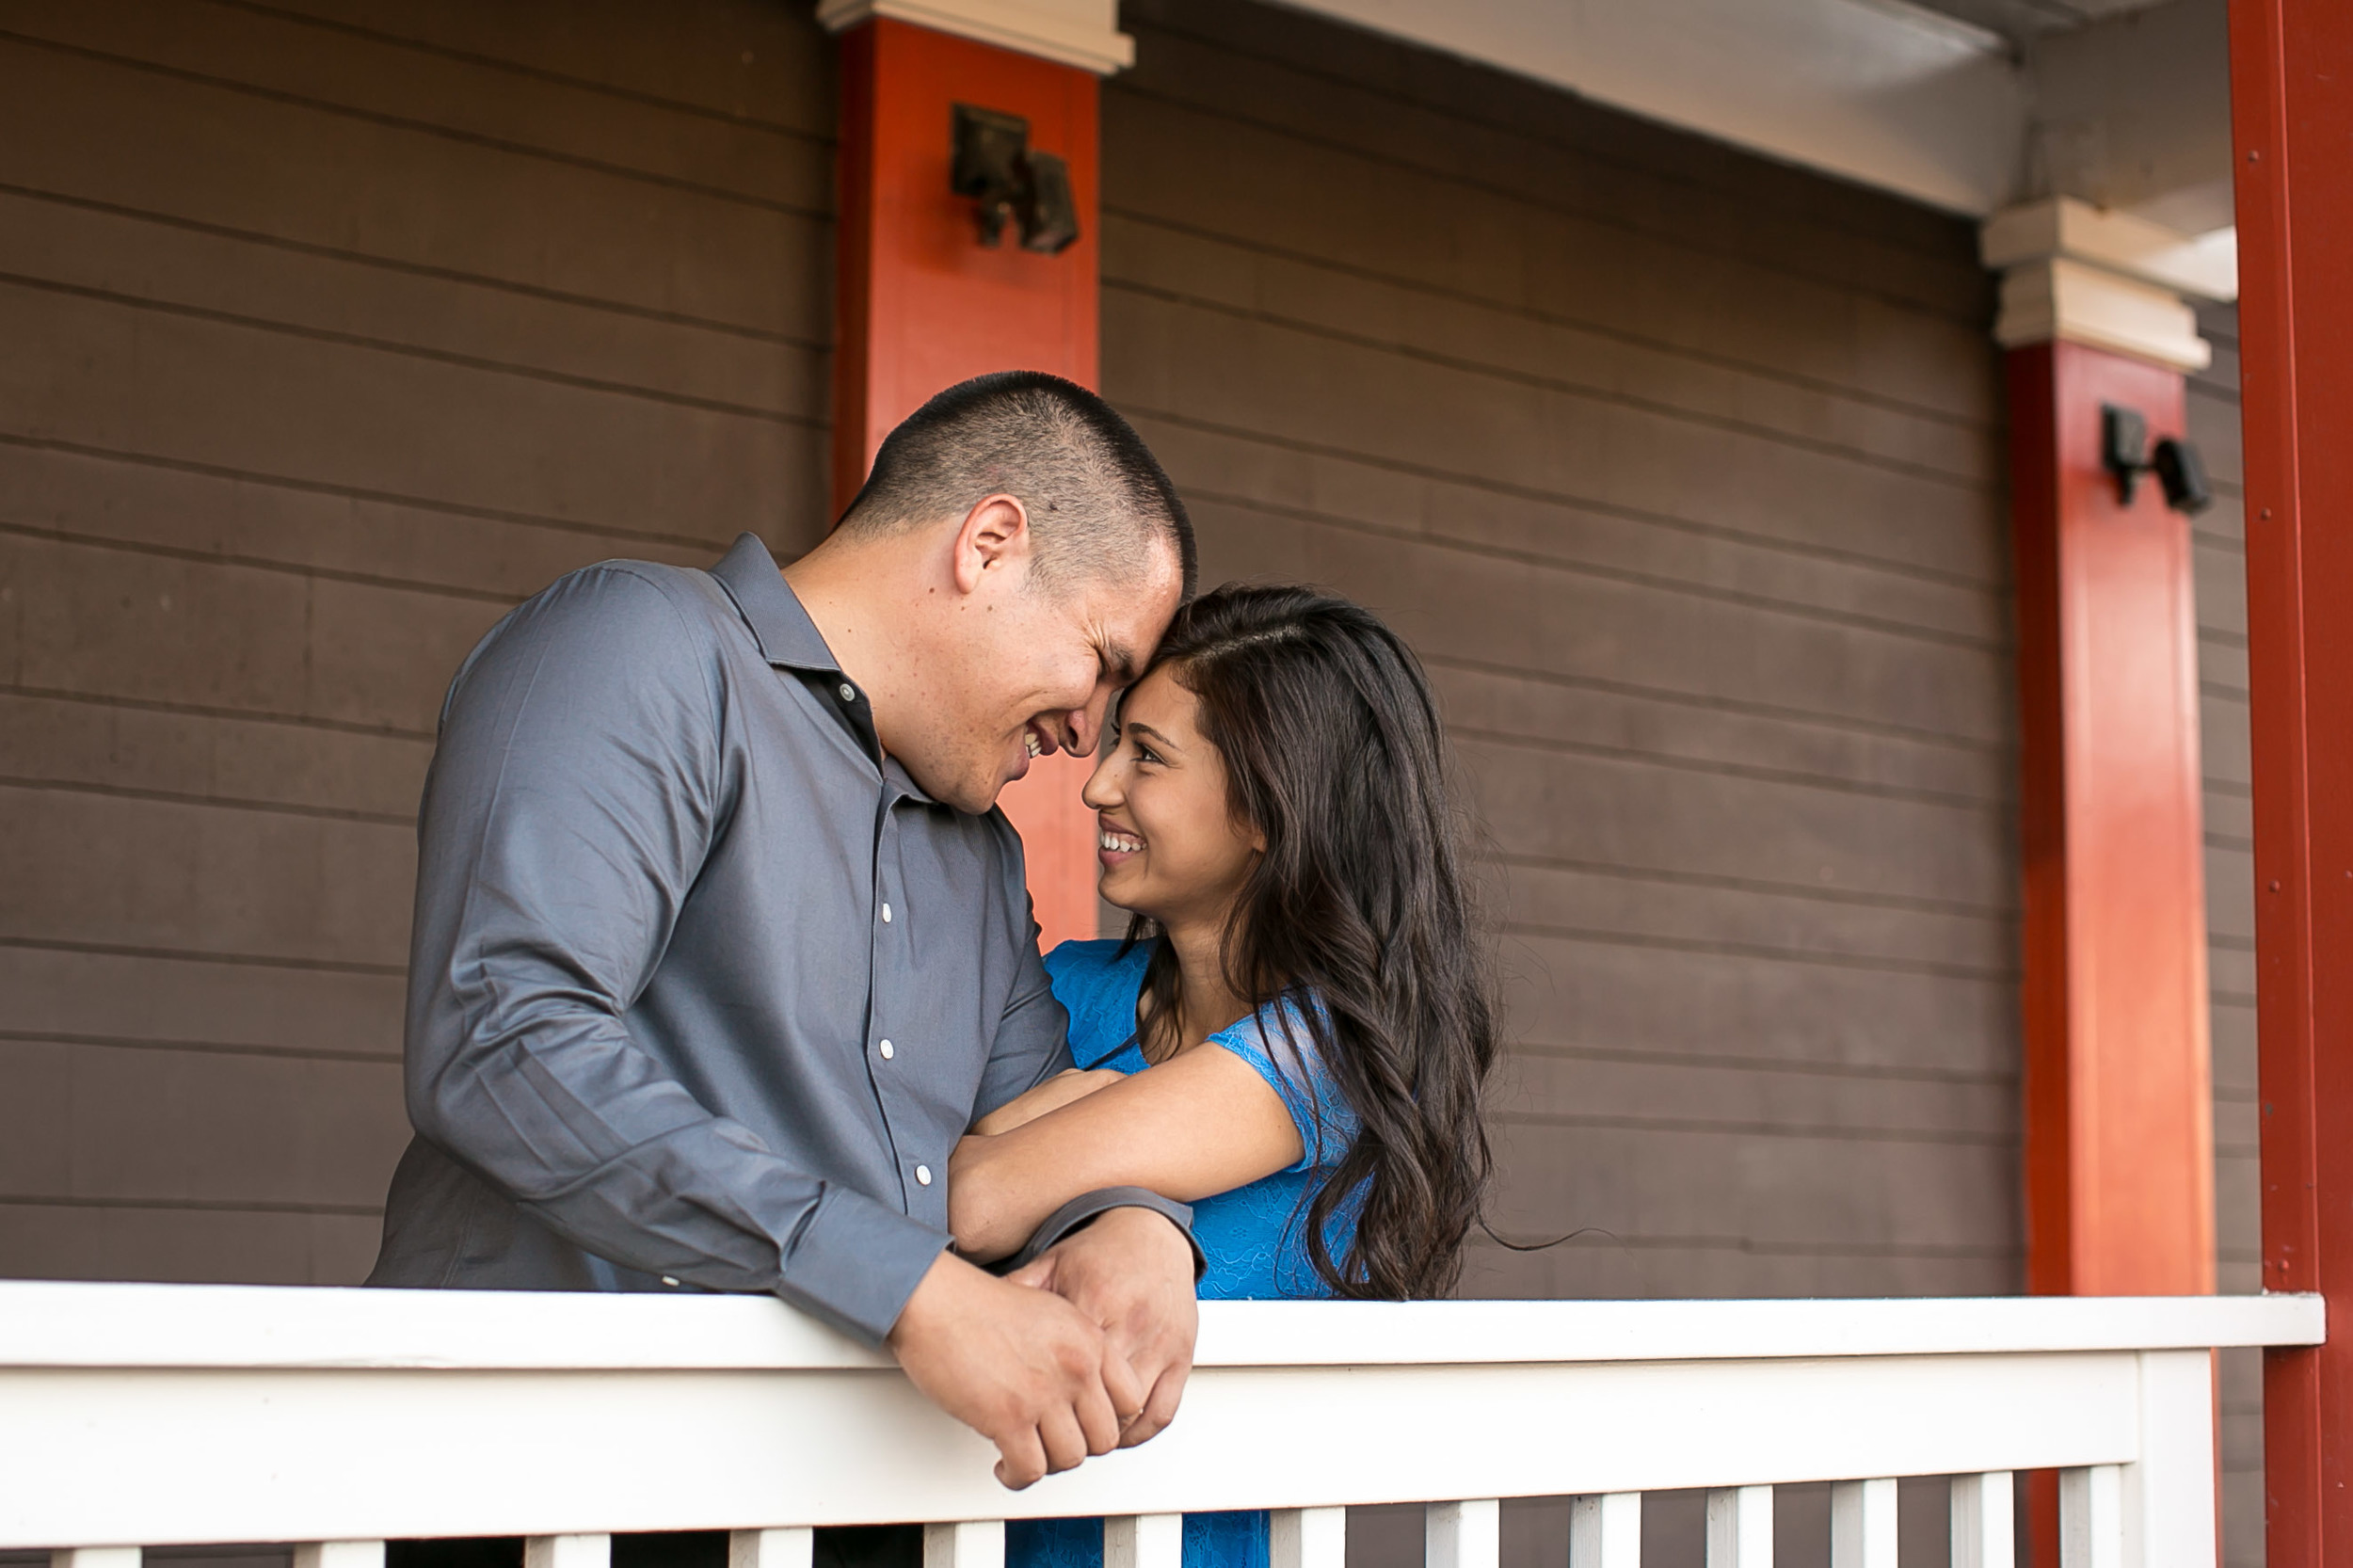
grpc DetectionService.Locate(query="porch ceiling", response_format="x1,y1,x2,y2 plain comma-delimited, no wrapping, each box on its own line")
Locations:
1265,0,2232,266
1912,0,2174,48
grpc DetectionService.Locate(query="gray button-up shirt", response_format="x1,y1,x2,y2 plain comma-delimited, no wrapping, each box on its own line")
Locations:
367,534,1072,1342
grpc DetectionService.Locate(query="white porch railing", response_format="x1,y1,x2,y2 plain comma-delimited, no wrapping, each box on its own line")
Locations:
0,1283,2321,1568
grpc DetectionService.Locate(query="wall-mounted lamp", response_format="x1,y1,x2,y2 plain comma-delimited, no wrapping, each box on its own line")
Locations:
2101,404,2212,514
951,103,1080,254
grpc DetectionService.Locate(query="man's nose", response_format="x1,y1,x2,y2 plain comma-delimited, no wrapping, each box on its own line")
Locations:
1065,693,1112,757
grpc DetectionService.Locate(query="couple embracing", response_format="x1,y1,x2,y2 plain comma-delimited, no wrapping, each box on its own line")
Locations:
366,373,1497,1568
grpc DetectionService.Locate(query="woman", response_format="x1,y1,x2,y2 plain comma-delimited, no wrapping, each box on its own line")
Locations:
947,584,1498,1568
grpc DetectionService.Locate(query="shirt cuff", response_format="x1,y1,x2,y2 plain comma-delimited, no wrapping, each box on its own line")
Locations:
776,1182,951,1345
990,1186,1206,1279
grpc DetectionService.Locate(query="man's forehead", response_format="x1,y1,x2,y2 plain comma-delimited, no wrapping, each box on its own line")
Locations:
1081,554,1182,673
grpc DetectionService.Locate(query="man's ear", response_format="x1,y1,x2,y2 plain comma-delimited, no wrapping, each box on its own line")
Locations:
951,494,1032,596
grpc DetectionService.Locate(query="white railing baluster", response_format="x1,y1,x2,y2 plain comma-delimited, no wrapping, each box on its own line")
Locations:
1568,1494,1641,1568
1271,1507,1346,1568
2123,1348,2220,1567
1426,1499,1498,1568
923,1522,1005,1568
525,1538,610,1568
53,1551,139,1568
2059,1465,2125,1568
296,1545,385,1568
1830,1480,1897,1568
1104,1514,1182,1568
1951,1472,2015,1568
728,1530,813,1568
1706,1486,1772,1568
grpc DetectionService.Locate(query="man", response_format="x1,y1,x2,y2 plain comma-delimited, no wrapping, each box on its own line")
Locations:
368,373,1201,1498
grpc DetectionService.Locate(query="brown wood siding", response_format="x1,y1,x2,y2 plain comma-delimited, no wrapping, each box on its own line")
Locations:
0,0,835,1285
1099,0,2021,1313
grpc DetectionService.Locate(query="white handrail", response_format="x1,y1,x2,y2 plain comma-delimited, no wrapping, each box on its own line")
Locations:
0,1283,2322,1568
0,1280,2315,1369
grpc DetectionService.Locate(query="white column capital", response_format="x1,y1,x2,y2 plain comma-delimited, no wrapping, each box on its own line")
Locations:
815,0,1133,73
1979,197,2228,373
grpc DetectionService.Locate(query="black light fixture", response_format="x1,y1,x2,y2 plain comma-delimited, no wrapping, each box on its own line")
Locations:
950,103,1080,254
2101,403,2213,514
2152,435,2213,514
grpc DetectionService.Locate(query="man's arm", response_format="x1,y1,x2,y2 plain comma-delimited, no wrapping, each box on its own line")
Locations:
412,568,1148,1486
404,568,943,1340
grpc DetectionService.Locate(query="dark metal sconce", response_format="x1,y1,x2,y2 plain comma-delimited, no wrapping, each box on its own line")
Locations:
2152,435,2212,514
951,103,1080,254
2101,403,2212,514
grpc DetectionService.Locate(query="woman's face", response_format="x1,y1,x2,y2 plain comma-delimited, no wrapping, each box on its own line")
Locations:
1082,666,1265,932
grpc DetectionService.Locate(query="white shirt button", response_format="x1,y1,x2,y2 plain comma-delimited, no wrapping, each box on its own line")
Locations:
881,902,893,923
660,1276,680,1288
915,1164,933,1187
879,1039,895,1060
838,682,856,702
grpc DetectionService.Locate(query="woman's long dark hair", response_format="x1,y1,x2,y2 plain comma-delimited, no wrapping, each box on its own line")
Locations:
1125,584,1497,1300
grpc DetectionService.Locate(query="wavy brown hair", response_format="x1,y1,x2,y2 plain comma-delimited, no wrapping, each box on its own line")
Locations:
1124,584,1497,1300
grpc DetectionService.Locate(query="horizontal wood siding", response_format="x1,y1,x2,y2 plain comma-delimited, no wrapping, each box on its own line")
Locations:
1100,0,2020,1308
0,0,835,1284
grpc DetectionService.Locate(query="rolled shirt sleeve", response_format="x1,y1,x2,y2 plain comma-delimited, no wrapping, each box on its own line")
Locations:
403,566,945,1342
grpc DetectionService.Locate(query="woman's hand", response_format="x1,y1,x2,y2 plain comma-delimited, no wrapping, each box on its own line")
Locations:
969,1068,1127,1137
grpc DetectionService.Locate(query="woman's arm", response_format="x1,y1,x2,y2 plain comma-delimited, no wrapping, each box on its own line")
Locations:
949,1045,1305,1263
968,1067,1126,1136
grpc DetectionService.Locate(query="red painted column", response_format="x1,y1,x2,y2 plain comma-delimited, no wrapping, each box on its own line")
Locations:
832,17,1106,948
2002,315,2218,1561
2010,341,2217,1305
2230,0,2353,1560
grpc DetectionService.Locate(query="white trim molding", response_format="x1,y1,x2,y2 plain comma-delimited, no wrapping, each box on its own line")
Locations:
814,0,1133,74
1983,198,2237,304
1981,197,2224,373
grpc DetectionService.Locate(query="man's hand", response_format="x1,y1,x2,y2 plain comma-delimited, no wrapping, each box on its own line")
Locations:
1005,1206,1198,1448
888,1251,1144,1489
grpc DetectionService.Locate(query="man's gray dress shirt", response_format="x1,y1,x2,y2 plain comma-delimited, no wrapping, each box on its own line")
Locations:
367,534,1075,1343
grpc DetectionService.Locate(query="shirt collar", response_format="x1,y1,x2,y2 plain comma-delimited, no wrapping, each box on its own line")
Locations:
708,534,944,809
708,533,840,674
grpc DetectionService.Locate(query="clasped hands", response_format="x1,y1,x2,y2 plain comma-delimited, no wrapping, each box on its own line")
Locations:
888,1205,1200,1489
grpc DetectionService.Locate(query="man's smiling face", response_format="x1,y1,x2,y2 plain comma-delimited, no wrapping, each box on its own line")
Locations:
897,538,1184,815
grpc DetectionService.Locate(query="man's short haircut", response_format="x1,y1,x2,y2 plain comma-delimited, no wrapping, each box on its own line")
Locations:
837,371,1196,601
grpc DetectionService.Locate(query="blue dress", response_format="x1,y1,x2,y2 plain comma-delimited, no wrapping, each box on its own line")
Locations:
1005,939,1361,1568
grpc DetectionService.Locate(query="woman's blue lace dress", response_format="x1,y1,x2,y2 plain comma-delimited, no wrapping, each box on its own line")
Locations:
1004,939,1360,1568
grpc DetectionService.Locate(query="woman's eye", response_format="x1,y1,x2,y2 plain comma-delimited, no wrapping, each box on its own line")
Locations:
1134,744,1162,766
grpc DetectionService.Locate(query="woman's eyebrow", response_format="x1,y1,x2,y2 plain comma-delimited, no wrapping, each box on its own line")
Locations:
1124,720,1181,753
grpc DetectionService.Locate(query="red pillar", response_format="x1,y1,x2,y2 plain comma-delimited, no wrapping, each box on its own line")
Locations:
2230,0,2353,1560
831,17,1108,949
2009,341,2217,1304
1994,263,2220,1561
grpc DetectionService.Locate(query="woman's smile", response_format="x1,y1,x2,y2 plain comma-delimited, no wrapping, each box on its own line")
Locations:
1097,819,1144,865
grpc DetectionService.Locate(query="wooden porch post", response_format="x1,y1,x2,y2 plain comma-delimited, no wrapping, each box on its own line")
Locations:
821,0,1130,949
2229,0,2353,1560
1980,201,2224,1562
